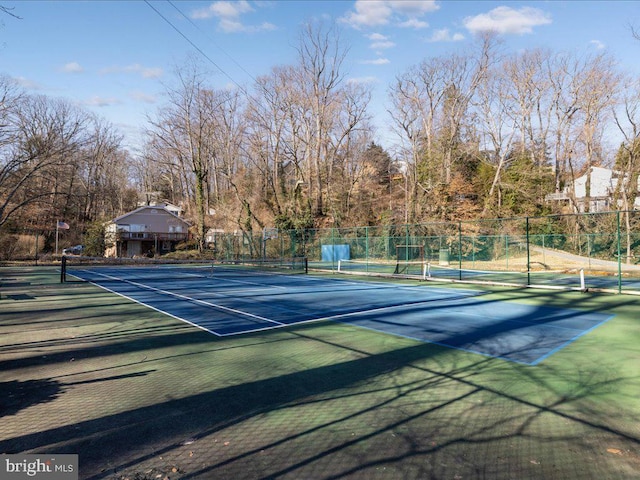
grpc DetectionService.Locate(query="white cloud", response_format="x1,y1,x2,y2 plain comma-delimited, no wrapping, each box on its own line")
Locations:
13,76,43,90
463,6,552,35
590,39,605,50
343,1,392,27
371,39,396,49
361,58,391,65
342,0,438,29
367,33,386,41
428,28,465,42
219,18,276,33
192,0,253,20
85,96,121,107
130,91,157,104
61,62,84,73
191,0,274,33
347,76,378,85
388,0,439,16
398,18,429,29
100,64,163,79
366,33,395,50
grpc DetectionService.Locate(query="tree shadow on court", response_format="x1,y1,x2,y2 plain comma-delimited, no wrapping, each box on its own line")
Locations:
2,310,639,479
2,276,639,479
0,371,158,419
0,379,62,417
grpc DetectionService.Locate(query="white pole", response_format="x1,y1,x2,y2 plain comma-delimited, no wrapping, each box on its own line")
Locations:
338,260,342,273
580,269,586,292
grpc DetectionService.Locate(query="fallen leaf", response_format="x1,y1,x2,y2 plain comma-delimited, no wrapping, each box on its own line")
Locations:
607,448,623,455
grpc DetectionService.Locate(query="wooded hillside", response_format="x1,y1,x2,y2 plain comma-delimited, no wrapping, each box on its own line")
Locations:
2,26,640,255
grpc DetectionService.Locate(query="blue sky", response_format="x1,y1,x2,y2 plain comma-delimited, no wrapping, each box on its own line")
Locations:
1,1,639,151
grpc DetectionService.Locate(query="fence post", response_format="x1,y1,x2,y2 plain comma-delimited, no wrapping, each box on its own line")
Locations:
365,226,369,271
331,228,336,272
526,216,531,285
472,235,476,268
458,221,462,280
617,211,622,294
405,224,410,258
505,233,509,270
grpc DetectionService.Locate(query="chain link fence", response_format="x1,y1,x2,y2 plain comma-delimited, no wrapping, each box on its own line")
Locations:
206,211,640,294
2,211,639,293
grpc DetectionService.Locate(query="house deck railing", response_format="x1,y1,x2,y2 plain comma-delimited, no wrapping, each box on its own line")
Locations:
116,232,189,242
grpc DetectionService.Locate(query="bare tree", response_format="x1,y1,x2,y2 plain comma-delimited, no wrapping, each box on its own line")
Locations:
0,91,89,228
504,48,554,167
573,53,620,211
246,65,308,224
613,74,640,263
295,21,348,219
389,35,496,221
475,58,518,216
388,60,448,221
148,63,221,252
78,117,126,221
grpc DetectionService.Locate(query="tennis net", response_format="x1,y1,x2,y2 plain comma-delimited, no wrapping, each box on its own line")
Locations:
423,263,594,290
337,259,425,277
61,256,308,283
336,258,598,290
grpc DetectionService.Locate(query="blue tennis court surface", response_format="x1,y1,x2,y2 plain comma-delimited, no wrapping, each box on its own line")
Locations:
67,265,614,365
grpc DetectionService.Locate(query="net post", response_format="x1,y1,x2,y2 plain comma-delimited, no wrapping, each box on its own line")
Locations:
423,262,430,280
60,256,67,283
338,259,342,273
580,268,586,292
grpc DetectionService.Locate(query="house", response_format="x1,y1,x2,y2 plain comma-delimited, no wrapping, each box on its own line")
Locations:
105,206,191,258
546,166,640,213
205,228,226,246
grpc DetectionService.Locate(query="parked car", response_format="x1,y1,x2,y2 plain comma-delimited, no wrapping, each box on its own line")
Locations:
62,245,84,255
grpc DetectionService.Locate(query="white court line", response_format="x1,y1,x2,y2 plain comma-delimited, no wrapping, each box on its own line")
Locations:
67,271,223,337
72,269,285,328
217,297,458,337
69,268,478,338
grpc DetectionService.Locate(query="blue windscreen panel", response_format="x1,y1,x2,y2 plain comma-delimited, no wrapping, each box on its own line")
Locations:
321,244,350,262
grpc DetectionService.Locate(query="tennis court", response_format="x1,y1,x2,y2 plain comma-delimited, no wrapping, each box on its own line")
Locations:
64,262,613,365
2,264,639,480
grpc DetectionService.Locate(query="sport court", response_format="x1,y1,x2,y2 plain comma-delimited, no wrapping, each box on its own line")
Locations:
65,263,613,365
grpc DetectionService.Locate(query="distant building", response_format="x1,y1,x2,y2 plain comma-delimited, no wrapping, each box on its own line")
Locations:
205,228,226,245
546,166,640,213
138,201,183,216
105,206,191,258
